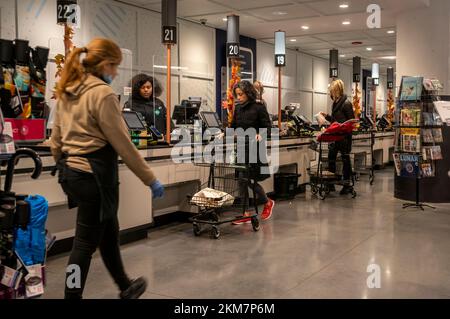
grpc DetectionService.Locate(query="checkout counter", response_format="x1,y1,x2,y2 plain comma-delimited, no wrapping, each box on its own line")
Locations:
3,104,395,255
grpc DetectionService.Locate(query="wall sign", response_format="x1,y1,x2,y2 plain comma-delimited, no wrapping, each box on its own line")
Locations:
162,26,177,44
227,43,240,58
275,54,286,67
57,0,78,26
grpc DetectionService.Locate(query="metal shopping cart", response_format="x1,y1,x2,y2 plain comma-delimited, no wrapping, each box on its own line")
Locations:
351,130,376,185
308,120,359,200
188,162,260,239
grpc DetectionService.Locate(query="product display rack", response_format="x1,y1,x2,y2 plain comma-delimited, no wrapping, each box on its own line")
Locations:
394,76,444,210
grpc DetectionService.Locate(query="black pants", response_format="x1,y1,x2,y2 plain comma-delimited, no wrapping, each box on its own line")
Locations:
238,171,269,209
61,168,131,299
328,136,353,184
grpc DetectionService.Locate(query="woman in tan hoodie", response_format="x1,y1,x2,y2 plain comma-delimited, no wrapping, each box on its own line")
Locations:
50,38,164,299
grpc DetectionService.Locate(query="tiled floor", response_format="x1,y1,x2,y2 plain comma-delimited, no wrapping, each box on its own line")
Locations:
43,169,450,299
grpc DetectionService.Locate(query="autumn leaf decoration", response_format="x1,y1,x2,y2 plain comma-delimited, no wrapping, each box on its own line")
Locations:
52,24,75,99
222,58,241,127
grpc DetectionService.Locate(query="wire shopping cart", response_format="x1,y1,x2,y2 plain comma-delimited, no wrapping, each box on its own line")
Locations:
351,130,376,185
188,162,260,239
308,120,359,200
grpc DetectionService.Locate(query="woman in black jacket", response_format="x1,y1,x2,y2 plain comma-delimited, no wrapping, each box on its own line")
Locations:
320,79,355,195
231,80,275,223
125,74,171,135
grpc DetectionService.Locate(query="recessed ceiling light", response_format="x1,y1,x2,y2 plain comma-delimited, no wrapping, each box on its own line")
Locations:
366,47,373,51
301,25,310,30
342,21,351,25
273,11,287,15
387,30,395,34
340,54,346,57
290,39,297,42
339,4,349,9
380,56,396,60
222,17,228,21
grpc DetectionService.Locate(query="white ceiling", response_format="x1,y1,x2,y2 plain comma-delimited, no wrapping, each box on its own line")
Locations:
118,0,431,71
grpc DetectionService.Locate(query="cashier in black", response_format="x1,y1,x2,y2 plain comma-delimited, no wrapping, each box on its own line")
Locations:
125,74,172,134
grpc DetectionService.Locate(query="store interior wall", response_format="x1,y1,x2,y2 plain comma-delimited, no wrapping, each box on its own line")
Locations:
256,41,353,120
0,0,384,122
396,0,450,94
0,0,216,120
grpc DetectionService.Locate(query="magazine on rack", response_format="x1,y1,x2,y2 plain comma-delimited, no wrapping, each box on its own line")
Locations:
431,145,443,160
401,109,421,126
400,76,424,101
432,128,443,143
402,134,421,153
422,129,434,143
421,162,435,177
393,153,401,176
422,112,434,126
399,154,420,178
422,147,432,161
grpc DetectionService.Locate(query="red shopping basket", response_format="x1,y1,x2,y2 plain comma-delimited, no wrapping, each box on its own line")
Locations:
318,119,359,142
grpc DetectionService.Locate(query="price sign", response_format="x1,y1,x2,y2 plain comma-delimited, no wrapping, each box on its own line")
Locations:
57,0,78,26
227,43,240,58
353,74,361,83
162,26,177,44
388,82,394,89
275,54,286,67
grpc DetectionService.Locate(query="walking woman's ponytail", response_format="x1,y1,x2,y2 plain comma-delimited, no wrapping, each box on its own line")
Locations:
56,38,122,99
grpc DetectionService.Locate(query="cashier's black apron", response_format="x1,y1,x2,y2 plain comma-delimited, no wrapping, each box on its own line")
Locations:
57,144,119,222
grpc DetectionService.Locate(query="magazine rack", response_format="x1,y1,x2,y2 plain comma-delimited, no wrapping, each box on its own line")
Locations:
394,76,444,210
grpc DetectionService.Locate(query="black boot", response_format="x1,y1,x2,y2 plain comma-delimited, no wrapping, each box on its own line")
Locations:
119,277,147,299
340,186,352,195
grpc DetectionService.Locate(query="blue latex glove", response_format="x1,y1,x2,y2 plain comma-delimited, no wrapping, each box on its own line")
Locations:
150,180,164,199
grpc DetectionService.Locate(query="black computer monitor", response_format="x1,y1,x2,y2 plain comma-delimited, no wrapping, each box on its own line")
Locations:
123,111,146,130
172,104,200,125
200,111,222,128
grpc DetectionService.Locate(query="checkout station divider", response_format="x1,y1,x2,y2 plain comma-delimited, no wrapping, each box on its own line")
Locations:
4,128,394,256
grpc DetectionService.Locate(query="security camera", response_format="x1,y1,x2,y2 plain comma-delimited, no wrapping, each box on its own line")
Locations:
200,19,207,25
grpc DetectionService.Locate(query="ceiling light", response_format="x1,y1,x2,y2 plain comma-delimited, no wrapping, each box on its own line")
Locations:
340,54,346,57
387,30,395,34
290,39,297,42
301,25,310,30
273,11,287,16
342,21,351,25
222,17,228,21
380,56,396,60
366,47,373,51
339,4,349,9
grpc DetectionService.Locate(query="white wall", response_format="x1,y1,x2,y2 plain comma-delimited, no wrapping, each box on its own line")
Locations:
0,0,215,112
1,0,357,119
257,41,353,121
396,0,450,94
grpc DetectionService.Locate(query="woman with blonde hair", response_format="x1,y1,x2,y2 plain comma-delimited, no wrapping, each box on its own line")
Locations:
51,38,164,299
320,79,355,194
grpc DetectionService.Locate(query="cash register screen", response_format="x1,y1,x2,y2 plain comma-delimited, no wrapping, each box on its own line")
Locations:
201,112,221,128
123,111,146,130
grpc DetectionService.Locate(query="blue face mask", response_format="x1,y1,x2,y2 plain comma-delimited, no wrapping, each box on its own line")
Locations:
102,74,114,84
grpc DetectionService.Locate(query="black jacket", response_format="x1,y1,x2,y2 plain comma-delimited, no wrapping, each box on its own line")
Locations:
231,100,272,131
325,94,355,124
231,100,272,182
125,97,172,134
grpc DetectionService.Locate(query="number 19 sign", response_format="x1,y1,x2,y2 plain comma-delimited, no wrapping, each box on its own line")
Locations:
275,54,286,67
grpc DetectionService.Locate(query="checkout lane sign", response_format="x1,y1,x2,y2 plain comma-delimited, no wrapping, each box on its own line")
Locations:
57,0,80,28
